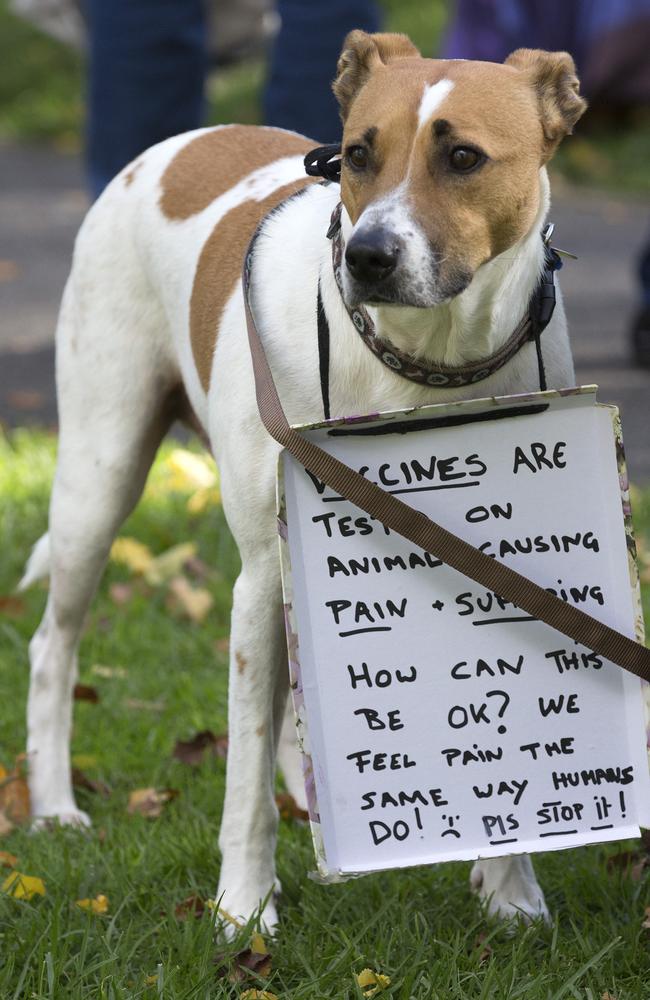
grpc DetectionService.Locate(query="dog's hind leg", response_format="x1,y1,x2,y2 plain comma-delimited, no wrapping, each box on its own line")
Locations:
26,253,178,826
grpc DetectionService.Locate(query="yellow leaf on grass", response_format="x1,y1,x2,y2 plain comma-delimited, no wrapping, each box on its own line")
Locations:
187,486,221,514
71,754,98,769
165,449,217,491
92,664,127,679
0,851,17,867
212,904,243,929
250,932,268,955
0,813,14,836
2,871,46,900
356,968,391,996
166,576,213,624
76,893,109,914
144,542,197,586
145,973,159,985
240,991,278,1000
110,537,153,574
127,787,179,818
0,765,6,782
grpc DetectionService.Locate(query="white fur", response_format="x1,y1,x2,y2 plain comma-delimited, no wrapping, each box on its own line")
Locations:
417,78,455,128
22,122,575,933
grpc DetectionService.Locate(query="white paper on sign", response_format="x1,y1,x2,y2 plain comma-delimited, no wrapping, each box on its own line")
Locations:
277,387,650,880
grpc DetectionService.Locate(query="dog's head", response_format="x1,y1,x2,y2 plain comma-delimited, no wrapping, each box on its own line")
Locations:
333,32,586,309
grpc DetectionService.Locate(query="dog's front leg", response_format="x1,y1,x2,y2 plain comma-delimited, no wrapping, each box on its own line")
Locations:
216,543,287,933
471,855,550,924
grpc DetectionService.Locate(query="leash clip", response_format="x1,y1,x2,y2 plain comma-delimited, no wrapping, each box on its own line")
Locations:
542,222,578,261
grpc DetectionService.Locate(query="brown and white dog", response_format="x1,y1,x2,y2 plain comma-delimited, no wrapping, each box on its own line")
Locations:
21,32,586,931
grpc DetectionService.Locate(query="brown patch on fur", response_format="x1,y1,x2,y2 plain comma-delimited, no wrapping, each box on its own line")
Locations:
333,31,420,121
124,160,143,187
159,126,315,220
190,176,315,390
256,723,266,737
235,651,247,674
505,49,587,161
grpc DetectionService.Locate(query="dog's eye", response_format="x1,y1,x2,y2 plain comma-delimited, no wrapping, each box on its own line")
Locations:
449,147,483,173
346,146,368,170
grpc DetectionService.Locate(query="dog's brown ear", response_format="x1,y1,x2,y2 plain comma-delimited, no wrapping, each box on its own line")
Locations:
506,49,587,162
333,31,420,121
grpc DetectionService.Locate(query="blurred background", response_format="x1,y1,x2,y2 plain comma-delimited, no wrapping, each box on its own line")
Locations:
0,0,649,478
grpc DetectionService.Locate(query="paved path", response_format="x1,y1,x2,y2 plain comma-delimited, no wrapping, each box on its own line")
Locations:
1,143,649,480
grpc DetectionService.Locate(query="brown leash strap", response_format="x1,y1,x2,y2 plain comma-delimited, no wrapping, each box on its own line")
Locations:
242,245,650,683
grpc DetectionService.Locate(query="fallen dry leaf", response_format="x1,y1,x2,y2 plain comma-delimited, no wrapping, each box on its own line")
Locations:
250,933,267,955
75,893,109,914
0,769,31,825
174,894,206,920
72,768,111,799
74,684,100,704
127,787,179,819
109,582,135,606
213,948,272,984
240,992,278,1000
606,849,648,881
165,448,217,491
0,259,19,282
0,851,17,868
2,871,46,900
6,389,45,411
356,969,391,997
166,576,213,624
173,730,228,765
601,993,618,1000
144,973,159,986
275,792,308,823
92,664,127,679
110,537,153,575
0,595,26,618
184,555,213,582
71,754,98,769
186,487,221,514
143,542,197,586
474,931,494,965
123,698,166,712
0,813,14,836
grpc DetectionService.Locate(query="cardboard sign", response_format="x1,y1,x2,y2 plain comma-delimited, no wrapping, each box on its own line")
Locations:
278,387,650,880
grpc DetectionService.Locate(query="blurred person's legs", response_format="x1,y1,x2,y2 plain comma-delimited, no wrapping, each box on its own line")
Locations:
263,0,381,141
87,0,207,199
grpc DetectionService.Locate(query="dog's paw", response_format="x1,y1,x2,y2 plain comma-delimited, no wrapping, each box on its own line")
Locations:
471,857,550,925
216,887,280,939
31,807,92,831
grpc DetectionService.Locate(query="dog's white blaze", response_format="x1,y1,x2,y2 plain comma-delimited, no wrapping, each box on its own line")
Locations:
417,78,454,128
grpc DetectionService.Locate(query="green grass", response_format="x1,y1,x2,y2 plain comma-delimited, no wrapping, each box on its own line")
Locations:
1,0,649,194
1,429,650,998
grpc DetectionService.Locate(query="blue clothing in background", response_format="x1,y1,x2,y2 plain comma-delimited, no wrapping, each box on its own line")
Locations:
264,0,381,142
87,0,207,199
442,0,650,107
86,0,381,198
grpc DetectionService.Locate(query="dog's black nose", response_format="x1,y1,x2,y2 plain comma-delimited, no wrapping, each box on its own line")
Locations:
345,230,400,284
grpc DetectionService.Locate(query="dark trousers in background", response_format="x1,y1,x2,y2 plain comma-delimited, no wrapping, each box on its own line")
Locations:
87,0,380,199
263,0,380,141
87,0,208,199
